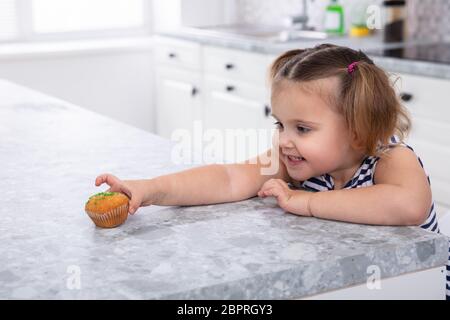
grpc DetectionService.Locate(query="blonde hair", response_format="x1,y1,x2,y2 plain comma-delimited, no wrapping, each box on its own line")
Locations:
270,44,411,157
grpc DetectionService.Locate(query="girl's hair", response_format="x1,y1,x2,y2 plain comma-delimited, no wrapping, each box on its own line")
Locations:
270,43,411,157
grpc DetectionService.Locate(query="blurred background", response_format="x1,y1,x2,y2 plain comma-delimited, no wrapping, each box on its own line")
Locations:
1,0,448,132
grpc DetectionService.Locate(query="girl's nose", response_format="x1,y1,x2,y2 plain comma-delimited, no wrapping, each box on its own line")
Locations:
274,130,295,149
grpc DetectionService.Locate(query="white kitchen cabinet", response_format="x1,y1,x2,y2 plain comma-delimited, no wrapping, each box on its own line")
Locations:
395,72,450,218
154,36,202,70
203,76,271,130
203,75,274,162
201,46,275,162
203,45,271,87
154,38,276,143
154,39,277,162
154,36,203,139
303,266,446,300
155,67,202,139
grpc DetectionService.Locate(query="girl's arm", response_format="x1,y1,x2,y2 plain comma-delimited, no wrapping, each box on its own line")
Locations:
307,146,432,226
97,148,290,213
150,148,289,206
259,146,431,226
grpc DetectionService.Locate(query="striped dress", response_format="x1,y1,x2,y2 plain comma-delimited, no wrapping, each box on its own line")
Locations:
290,136,450,300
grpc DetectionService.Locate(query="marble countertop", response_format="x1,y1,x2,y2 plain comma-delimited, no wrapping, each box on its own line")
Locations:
158,29,450,80
0,79,448,299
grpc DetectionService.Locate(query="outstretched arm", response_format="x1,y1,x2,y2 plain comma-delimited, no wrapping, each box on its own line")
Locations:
96,148,290,213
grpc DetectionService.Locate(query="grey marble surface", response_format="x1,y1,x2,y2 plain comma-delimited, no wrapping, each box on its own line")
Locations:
0,79,448,299
158,29,450,80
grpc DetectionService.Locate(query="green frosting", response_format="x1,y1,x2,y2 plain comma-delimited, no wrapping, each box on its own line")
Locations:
86,191,119,205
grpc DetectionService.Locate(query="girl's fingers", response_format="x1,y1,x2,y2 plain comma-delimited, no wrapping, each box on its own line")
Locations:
259,184,271,195
258,189,268,197
106,186,121,193
272,179,288,190
268,188,279,198
95,174,107,186
263,187,275,197
105,183,132,200
129,204,138,215
264,179,284,190
259,181,286,198
259,185,276,197
95,174,119,187
129,197,142,215
119,185,132,200
94,173,139,215
264,187,287,201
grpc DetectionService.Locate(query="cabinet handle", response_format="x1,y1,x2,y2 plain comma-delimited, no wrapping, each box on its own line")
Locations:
225,63,234,70
225,85,235,92
191,86,198,96
264,104,271,117
168,52,177,59
400,92,413,102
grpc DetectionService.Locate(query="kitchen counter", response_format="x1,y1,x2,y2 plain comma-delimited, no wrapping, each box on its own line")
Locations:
0,79,448,299
158,28,450,80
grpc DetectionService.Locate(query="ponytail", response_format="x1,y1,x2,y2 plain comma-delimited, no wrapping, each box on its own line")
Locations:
341,62,411,156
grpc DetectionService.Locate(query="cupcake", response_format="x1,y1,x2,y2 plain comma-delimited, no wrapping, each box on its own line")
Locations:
85,192,129,228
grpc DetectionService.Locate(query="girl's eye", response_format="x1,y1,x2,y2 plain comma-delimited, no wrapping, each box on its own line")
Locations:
297,126,310,134
273,121,283,129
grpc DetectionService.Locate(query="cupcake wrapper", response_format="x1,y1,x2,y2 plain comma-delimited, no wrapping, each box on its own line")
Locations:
85,203,129,228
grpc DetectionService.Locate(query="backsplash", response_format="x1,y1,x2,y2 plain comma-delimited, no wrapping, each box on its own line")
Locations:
234,0,450,41
407,0,450,41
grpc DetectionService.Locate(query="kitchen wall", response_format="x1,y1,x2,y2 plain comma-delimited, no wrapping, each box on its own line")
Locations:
0,48,155,132
407,0,450,41
235,0,449,41
153,0,236,31
235,0,373,33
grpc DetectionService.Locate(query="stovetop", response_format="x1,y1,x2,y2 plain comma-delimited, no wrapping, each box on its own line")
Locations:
367,42,450,65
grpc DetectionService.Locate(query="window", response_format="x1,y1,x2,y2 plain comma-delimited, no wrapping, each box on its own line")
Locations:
0,1,18,41
32,0,145,33
0,0,149,43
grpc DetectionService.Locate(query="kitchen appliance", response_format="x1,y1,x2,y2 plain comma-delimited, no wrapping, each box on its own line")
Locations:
368,42,450,64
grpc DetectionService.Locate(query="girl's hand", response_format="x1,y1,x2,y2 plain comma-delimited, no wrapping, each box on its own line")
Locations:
257,179,313,217
95,173,146,215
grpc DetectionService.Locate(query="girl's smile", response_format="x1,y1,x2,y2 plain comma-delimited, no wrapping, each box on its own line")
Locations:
283,153,306,167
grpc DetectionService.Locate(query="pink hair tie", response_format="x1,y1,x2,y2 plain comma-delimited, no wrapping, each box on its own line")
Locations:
348,61,358,74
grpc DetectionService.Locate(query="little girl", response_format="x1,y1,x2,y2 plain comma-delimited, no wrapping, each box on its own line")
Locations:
95,44,449,300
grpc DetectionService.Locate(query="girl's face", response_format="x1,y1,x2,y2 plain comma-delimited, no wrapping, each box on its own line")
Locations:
271,78,365,185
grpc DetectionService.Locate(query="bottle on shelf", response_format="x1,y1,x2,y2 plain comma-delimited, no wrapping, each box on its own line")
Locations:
324,0,345,35
349,0,371,37
382,0,406,43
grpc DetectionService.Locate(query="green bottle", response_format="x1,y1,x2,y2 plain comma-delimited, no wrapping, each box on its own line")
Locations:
325,0,345,35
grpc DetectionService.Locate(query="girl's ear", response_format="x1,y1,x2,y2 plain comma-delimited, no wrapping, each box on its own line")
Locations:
350,131,365,152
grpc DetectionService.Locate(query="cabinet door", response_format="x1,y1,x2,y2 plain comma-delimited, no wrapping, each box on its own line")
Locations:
155,67,202,139
203,45,272,87
203,76,274,162
395,73,450,208
436,203,450,237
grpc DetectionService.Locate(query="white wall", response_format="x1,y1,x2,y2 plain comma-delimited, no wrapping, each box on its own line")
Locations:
153,0,236,31
0,48,155,132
